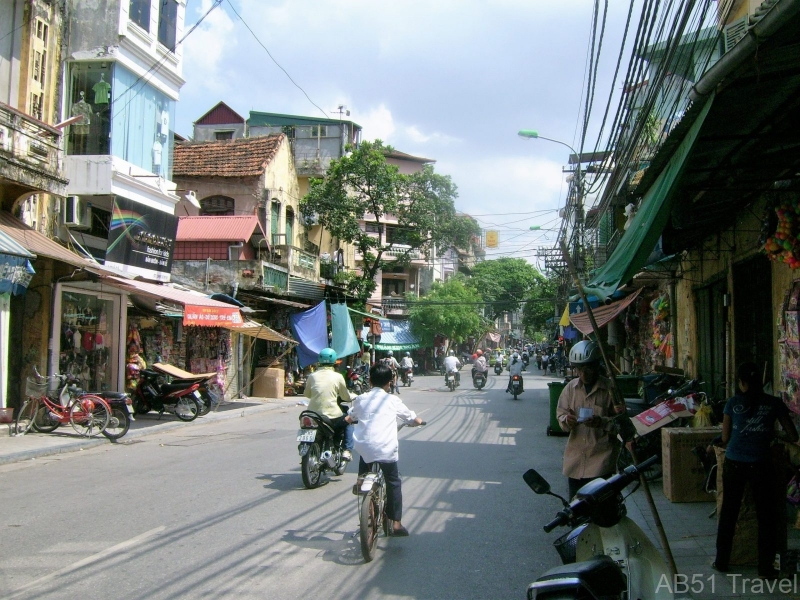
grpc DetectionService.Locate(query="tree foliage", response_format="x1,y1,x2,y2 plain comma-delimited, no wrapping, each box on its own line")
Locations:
407,276,489,349
522,274,558,337
468,258,541,322
300,140,480,299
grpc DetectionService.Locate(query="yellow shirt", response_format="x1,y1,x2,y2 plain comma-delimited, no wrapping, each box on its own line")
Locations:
304,367,350,419
556,375,621,479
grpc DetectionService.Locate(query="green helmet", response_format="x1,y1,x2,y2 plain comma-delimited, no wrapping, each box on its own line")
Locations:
318,348,337,365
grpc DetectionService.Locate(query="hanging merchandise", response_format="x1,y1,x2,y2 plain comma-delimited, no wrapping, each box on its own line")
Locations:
779,280,800,414
763,197,800,268
59,290,115,391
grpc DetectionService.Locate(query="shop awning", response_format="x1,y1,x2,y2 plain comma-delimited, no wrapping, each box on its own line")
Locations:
0,210,94,270
347,306,384,320
569,289,642,335
583,94,714,300
361,320,421,351
102,276,245,326
230,320,296,344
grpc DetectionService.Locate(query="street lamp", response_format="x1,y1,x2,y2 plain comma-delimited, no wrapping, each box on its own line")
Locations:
518,128,584,276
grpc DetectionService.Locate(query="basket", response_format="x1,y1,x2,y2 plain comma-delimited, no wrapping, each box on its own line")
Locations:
0,407,13,423
25,376,55,399
553,526,585,564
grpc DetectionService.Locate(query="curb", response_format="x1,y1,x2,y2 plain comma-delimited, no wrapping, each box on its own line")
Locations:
0,398,299,466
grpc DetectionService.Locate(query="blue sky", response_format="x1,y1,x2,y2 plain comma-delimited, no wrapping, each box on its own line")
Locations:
177,1,637,266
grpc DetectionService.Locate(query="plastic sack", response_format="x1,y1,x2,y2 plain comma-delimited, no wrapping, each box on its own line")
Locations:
692,402,714,427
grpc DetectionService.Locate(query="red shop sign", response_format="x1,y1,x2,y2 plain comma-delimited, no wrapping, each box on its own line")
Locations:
183,305,243,327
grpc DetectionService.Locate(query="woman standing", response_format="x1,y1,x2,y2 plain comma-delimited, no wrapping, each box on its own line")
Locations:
714,362,798,578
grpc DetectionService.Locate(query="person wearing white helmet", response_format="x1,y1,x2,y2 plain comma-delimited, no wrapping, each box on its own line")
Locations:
443,349,462,387
556,340,622,499
381,350,402,394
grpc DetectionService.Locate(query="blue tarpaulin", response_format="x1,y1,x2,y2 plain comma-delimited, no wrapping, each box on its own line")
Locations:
330,302,360,358
361,320,421,351
289,301,328,368
0,254,34,295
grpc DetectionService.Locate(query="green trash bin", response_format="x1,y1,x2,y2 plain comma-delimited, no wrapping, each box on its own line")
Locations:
547,381,569,436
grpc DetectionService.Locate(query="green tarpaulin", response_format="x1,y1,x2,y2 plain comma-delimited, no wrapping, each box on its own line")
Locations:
584,93,715,300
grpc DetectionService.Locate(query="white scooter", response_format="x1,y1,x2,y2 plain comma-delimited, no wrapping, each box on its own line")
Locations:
524,456,673,599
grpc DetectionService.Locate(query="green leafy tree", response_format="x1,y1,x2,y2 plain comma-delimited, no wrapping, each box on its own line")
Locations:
468,258,541,322
522,274,558,336
301,140,480,299
407,276,489,350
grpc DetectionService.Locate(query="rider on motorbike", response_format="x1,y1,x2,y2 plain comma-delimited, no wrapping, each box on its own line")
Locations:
443,350,462,387
400,352,414,378
506,352,524,393
471,349,488,381
304,348,354,461
382,350,402,394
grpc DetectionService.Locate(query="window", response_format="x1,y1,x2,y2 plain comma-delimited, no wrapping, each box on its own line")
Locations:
365,222,381,234
311,125,327,138
129,0,151,30
158,0,178,49
214,131,234,140
285,208,295,247
200,196,235,216
386,225,412,245
67,62,113,156
382,278,406,296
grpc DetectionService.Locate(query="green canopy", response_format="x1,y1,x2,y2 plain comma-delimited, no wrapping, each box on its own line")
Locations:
584,93,714,300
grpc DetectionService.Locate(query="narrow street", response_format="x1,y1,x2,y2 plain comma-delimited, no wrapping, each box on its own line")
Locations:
1,370,569,600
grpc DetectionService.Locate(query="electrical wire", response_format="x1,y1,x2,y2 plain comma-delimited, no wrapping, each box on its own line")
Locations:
224,0,329,120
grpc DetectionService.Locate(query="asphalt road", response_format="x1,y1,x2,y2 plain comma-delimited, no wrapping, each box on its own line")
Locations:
0,369,571,600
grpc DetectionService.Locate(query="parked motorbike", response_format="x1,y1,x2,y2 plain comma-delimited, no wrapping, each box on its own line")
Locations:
472,370,486,389
347,364,368,395
297,400,350,488
132,369,202,421
524,455,672,600
508,374,523,399
151,363,219,416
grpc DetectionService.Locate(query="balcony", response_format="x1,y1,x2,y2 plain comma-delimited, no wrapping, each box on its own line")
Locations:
382,297,409,316
356,244,423,262
271,244,319,281
170,259,289,293
0,102,67,209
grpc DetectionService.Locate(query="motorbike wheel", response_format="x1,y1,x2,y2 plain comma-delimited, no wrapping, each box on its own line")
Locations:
133,397,150,415
301,442,323,488
102,406,131,441
174,397,200,422
360,493,380,562
33,405,61,433
197,392,212,417
334,448,348,476
513,390,519,400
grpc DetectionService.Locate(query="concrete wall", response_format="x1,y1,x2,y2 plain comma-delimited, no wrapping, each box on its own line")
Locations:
0,0,24,107
67,0,122,56
193,123,246,142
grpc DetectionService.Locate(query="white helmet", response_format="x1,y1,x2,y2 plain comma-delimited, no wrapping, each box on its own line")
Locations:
387,350,394,357
569,340,602,366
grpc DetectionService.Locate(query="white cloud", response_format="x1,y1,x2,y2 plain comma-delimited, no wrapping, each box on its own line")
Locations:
357,104,396,142
404,126,461,146
181,0,236,94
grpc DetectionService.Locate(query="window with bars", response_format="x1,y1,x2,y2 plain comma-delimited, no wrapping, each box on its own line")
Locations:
199,196,235,216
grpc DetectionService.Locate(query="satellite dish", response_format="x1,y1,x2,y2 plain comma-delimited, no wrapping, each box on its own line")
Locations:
185,191,201,209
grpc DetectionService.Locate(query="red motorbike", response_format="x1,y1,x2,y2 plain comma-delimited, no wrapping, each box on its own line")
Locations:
131,368,202,421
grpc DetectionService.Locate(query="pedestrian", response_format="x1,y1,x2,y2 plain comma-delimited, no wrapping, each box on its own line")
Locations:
556,340,622,499
535,350,542,370
713,361,798,579
346,362,424,536
541,351,549,372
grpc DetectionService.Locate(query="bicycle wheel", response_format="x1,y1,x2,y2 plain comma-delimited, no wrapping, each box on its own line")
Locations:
360,493,380,562
70,396,110,437
33,404,61,433
102,406,130,441
174,396,200,422
13,399,37,435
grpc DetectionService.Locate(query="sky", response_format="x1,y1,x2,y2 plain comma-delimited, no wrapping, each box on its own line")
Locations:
177,0,639,268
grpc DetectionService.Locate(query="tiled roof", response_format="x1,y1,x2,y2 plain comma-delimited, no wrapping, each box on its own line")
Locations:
176,216,265,242
195,101,245,126
173,134,284,178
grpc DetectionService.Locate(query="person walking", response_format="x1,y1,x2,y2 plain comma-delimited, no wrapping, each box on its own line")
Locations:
713,362,798,579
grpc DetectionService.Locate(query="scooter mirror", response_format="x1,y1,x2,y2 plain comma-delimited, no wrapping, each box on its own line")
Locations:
523,469,551,495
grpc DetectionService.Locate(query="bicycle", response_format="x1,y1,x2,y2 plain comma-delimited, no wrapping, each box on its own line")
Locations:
14,373,111,438
354,420,425,562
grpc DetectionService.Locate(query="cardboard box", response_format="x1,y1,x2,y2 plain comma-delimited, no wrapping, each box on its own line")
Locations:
662,427,721,502
252,367,284,399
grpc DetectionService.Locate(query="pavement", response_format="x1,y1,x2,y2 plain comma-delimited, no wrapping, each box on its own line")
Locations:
3,376,800,599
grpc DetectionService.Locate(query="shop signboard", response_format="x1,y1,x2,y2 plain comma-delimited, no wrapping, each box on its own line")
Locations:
183,305,243,327
105,196,178,282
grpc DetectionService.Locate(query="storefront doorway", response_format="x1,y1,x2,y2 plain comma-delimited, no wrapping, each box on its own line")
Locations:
696,278,727,401
733,255,773,385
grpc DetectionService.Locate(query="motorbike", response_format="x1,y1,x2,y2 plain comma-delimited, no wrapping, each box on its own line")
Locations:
347,364,369,395
400,365,414,387
131,368,202,421
508,374,523,399
524,455,672,600
446,369,459,391
151,363,220,416
522,353,530,370
297,400,350,488
472,370,486,389
494,361,503,375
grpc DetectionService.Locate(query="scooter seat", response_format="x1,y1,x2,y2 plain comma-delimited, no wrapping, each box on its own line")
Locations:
529,555,626,597
161,381,197,394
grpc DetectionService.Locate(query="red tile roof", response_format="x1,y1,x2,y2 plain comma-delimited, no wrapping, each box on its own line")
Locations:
194,101,246,126
173,134,284,178
176,216,266,242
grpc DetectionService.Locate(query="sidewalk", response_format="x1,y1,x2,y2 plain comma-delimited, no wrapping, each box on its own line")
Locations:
0,396,299,466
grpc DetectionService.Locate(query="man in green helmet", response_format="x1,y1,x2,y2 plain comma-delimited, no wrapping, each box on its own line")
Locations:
304,348,354,461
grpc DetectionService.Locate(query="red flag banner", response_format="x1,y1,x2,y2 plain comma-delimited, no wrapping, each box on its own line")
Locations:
183,305,243,327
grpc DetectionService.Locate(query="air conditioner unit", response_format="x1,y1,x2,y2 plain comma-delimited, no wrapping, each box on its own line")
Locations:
722,16,748,52
63,196,90,229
